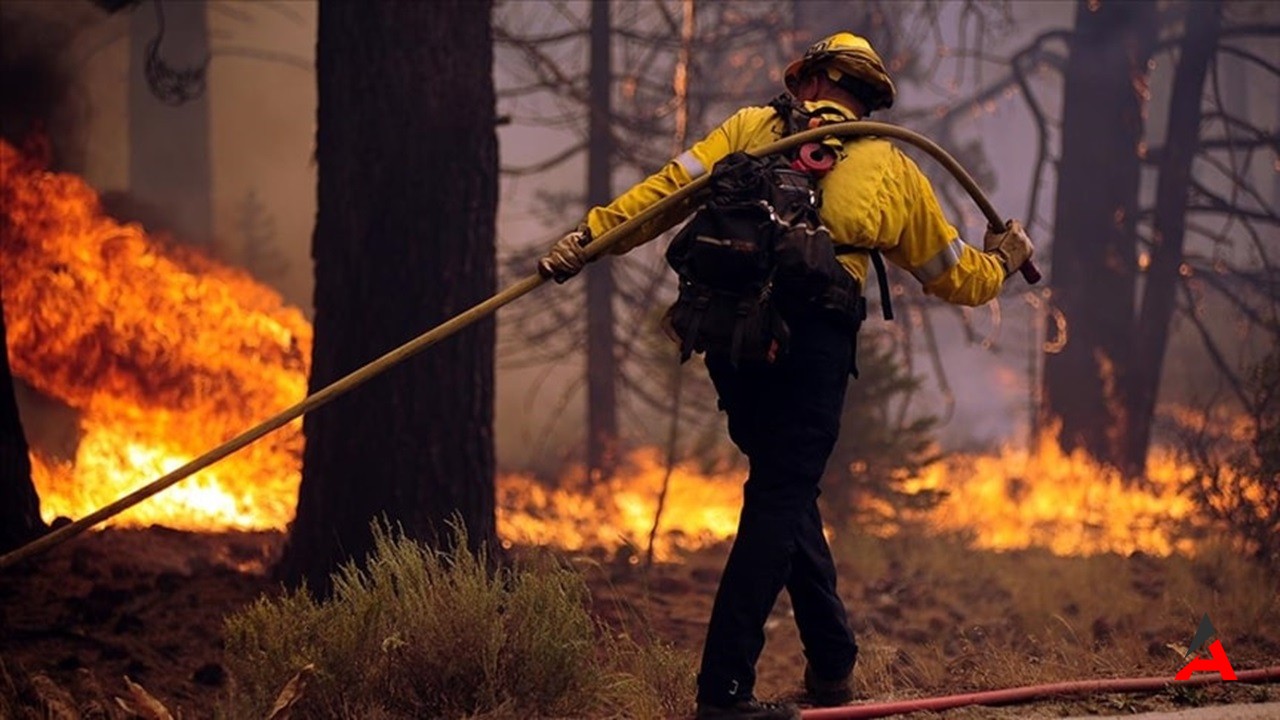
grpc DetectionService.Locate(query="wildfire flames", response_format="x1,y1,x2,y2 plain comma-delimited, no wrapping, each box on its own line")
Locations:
0,138,1203,559
1,138,310,530
903,429,1197,556
497,448,743,562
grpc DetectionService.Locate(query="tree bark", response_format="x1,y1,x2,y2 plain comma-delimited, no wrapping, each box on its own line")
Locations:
1041,0,1158,466
279,0,497,592
1125,0,1222,474
0,293,45,553
128,0,213,247
586,0,618,482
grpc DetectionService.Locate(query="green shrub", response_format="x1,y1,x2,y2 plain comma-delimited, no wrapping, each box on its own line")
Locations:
222,521,692,719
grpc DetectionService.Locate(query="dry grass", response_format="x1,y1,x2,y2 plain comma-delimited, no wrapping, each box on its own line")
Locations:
596,524,1279,713
220,521,693,719
825,530,1280,701
0,661,20,719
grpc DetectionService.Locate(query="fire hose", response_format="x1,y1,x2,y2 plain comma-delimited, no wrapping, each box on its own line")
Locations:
800,666,1280,719
0,120,1041,571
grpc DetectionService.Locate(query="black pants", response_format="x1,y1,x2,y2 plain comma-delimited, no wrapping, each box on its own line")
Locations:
696,310,859,706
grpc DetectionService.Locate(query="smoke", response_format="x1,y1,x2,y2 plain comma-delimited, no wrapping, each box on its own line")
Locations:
0,1,105,171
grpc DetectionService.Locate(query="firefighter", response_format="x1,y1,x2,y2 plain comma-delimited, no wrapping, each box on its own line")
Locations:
540,32,1033,720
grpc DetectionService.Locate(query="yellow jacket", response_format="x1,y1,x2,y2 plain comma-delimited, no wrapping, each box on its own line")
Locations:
582,100,1006,307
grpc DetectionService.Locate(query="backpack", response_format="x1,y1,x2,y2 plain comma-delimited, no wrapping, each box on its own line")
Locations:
662,95,889,368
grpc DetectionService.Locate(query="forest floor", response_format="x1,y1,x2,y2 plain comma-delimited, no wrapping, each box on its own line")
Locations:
2,527,1278,719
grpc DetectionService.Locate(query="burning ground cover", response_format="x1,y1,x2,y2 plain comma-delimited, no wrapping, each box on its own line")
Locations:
901,427,1199,557
1,137,310,531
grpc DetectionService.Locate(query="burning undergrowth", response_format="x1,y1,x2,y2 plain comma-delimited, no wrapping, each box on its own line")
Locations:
1,137,310,530
901,426,1198,557
0,135,1221,562
497,447,742,563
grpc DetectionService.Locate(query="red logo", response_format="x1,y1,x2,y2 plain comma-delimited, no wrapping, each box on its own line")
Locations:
1175,614,1237,681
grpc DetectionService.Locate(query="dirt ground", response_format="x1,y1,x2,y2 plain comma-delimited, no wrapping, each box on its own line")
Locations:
2,528,1276,718
1,529,277,716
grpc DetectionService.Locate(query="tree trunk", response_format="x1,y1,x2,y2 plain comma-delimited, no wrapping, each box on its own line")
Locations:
1041,0,1157,466
585,0,618,482
0,294,45,552
279,0,497,592
1124,0,1221,474
128,0,213,247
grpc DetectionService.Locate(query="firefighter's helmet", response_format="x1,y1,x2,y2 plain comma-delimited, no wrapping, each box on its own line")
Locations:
783,32,896,112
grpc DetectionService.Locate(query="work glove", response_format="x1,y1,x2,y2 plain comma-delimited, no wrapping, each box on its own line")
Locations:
537,226,591,283
983,219,1034,278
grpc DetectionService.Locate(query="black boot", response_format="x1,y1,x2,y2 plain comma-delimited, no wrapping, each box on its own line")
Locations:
695,697,802,720
799,663,854,707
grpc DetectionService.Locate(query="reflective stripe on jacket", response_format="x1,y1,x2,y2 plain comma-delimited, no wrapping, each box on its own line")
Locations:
583,99,1006,307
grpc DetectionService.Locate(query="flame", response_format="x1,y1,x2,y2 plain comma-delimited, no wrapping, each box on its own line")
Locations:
498,447,742,562
1,138,310,530
902,427,1198,557
0,137,1208,560
495,432,1203,561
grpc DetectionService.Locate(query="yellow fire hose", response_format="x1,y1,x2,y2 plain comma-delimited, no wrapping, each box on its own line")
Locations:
0,120,1039,571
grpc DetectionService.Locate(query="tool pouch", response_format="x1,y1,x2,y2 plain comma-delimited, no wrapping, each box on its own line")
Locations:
663,161,790,367
661,282,789,367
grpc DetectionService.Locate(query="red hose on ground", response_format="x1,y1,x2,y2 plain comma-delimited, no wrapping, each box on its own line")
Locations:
801,666,1280,719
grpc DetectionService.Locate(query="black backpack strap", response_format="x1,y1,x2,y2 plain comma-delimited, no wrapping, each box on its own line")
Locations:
767,94,803,138
768,93,852,134
680,289,712,363
868,249,893,320
728,308,746,368
834,246,894,320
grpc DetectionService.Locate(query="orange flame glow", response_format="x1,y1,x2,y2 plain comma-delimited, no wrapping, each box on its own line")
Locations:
498,447,743,562
1,138,310,529
903,427,1197,556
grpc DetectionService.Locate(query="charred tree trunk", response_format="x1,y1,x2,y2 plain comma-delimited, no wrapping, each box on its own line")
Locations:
585,0,618,482
1125,0,1221,475
280,0,497,592
128,0,213,246
0,296,45,552
1041,0,1157,467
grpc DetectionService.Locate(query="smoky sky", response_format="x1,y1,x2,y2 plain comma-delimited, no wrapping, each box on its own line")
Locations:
0,2,107,170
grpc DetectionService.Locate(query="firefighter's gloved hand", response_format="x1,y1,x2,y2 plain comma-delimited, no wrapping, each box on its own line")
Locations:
537,227,591,283
983,219,1034,278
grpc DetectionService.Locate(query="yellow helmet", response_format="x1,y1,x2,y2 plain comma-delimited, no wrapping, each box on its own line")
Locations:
783,32,896,112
